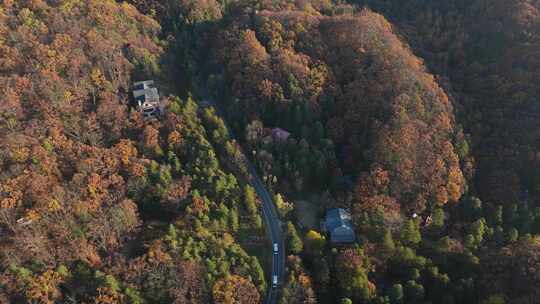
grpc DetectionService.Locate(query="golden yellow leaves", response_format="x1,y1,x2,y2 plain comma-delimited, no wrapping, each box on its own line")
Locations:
222,233,235,246
62,90,73,103
168,130,182,146
91,67,106,88
25,208,40,221
47,199,61,212
46,48,56,59
212,277,236,304
425,141,466,206
447,166,465,203
115,139,138,166
0,176,24,209
26,270,63,304
10,146,30,163
59,0,83,15
44,34,72,70
258,17,284,51
17,8,48,35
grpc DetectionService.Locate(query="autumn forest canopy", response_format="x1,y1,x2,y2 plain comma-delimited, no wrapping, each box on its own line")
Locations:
1,0,540,304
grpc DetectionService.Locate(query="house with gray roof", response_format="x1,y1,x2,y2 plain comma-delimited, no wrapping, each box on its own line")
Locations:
132,80,163,119
325,208,356,243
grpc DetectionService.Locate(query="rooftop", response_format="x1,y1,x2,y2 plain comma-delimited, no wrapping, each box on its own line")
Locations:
325,208,355,243
133,87,159,102
133,80,155,91
132,80,162,119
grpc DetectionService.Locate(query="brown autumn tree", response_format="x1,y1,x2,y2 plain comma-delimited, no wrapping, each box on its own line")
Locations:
212,275,261,304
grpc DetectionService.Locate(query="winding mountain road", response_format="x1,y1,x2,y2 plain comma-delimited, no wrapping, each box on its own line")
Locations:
201,96,285,304
246,161,285,304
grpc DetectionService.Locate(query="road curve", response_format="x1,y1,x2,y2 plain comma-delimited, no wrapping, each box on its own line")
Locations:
200,96,285,304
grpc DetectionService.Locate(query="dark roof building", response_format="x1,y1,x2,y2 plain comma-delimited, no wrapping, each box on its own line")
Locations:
325,208,355,243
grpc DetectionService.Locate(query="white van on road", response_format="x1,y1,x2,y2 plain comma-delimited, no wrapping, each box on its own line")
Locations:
272,275,278,288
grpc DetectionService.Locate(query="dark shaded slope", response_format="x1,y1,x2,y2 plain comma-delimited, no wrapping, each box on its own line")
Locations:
354,0,540,205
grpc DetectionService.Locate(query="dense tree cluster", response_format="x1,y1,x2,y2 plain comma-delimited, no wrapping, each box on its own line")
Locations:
0,1,264,303
217,6,467,216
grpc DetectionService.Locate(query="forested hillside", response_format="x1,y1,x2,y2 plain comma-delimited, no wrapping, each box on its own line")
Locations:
356,0,540,205
2,0,540,304
218,7,468,216
0,1,264,303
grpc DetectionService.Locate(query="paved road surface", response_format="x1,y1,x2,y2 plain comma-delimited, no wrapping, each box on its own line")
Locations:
246,161,285,304
201,97,285,304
